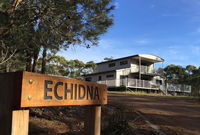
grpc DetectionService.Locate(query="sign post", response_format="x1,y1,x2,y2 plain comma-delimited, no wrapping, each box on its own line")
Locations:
0,72,107,135
84,106,101,135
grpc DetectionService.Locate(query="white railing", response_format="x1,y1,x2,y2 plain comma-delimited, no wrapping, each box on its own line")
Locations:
98,80,117,87
97,79,192,93
131,66,155,74
166,83,191,93
98,78,159,89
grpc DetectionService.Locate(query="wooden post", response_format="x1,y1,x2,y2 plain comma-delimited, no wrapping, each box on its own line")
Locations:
11,110,29,135
0,72,23,135
0,73,29,135
85,106,101,135
0,72,107,135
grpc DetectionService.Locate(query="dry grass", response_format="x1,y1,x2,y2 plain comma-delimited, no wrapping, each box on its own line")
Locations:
108,90,190,97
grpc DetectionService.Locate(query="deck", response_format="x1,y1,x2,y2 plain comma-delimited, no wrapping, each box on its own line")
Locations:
97,78,191,93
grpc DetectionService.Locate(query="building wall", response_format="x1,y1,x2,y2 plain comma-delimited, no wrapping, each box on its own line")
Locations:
85,71,116,82
85,56,160,87
96,58,156,74
96,58,131,72
130,59,154,73
149,64,154,73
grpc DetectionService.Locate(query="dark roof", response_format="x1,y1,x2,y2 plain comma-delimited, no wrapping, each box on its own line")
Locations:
83,70,116,76
96,54,164,65
96,55,138,65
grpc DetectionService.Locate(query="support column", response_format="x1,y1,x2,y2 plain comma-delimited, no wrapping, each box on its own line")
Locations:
85,106,101,135
139,57,141,80
11,110,29,135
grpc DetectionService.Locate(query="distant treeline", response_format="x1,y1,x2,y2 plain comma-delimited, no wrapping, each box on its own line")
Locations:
158,64,200,96
0,54,96,79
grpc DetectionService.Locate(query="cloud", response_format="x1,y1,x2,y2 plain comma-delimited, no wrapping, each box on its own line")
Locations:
58,39,133,63
159,45,200,66
134,39,152,45
191,45,200,56
58,38,200,68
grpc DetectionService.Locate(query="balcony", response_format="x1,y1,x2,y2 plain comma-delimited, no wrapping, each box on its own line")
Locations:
131,65,155,74
98,78,160,90
166,83,191,93
97,79,191,93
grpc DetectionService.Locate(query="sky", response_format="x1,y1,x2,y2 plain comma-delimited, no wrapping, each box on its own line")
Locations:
59,0,200,68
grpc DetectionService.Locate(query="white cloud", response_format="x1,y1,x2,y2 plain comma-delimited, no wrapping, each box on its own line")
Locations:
58,39,200,68
191,45,200,56
133,39,152,45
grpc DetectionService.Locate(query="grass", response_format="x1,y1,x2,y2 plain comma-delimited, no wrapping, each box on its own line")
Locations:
108,90,196,99
109,91,200,102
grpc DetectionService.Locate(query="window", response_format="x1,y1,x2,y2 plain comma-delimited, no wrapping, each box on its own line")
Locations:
108,63,115,67
120,60,128,65
156,80,162,85
98,76,102,81
85,77,92,82
106,74,114,78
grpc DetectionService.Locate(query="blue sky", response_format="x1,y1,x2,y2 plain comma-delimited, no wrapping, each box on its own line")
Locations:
59,0,200,68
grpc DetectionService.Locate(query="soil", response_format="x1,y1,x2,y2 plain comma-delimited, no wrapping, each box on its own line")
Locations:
28,93,200,135
109,93,200,135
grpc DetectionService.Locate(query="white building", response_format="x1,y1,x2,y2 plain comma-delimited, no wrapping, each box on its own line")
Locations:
84,54,191,95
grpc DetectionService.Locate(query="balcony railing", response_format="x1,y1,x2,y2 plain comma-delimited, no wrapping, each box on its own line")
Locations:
97,79,191,93
97,78,159,89
166,83,191,93
131,66,155,74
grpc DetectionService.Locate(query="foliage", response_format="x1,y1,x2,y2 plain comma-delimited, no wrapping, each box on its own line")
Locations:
102,105,136,135
0,0,114,73
164,64,187,83
104,57,113,61
35,54,96,79
162,64,200,96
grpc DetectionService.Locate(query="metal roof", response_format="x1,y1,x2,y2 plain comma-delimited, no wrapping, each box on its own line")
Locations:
96,54,164,65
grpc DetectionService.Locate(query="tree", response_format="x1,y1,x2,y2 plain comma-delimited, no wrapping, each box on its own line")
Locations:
186,65,197,74
35,54,96,79
0,0,115,73
163,64,200,96
104,57,113,61
164,64,186,83
156,67,165,77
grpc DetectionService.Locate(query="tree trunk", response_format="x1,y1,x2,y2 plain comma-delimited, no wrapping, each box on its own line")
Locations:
6,63,10,72
32,49,40,72
25,55,32,72
41,47,47,74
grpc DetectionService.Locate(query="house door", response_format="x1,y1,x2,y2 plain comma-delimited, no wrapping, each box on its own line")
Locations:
120,75,128,86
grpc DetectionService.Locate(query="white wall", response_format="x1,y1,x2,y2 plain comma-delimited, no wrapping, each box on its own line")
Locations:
96,58,131,72
85,71,116,82
148,64,154,73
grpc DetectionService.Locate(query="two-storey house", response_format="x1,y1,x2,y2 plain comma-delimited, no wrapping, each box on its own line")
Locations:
84,54,191,95
84,54,164,91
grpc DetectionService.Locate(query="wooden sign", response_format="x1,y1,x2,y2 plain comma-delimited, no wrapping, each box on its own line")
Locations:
0,72,107,108
0,72,106,135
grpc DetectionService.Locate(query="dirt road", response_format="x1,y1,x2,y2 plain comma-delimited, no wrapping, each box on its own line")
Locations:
109,93,200,135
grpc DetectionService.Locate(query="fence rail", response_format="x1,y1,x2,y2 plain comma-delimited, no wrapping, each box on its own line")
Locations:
166,83,191,93
97,79,191,93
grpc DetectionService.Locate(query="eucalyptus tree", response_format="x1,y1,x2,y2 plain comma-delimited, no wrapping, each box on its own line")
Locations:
164,64,187,83
0,0,114,73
